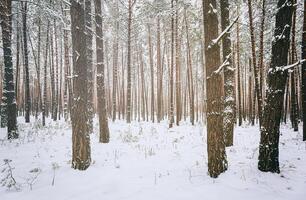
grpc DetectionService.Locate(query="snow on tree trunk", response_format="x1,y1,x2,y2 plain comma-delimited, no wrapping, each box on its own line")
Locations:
70,0,91,170
221,0,235,146
0,0,18,139
203,0,227,178
258,0,294,173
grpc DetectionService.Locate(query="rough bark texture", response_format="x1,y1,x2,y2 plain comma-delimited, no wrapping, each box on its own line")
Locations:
95,0,110,143
70,0,91,170
85,0,94,133
0,0,18,139
221,0,235,146
258,0,293,173
203,0,227,178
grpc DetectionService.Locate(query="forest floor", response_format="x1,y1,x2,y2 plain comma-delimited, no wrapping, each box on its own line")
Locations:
0,117,305,200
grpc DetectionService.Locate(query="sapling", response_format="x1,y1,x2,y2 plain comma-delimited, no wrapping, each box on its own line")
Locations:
1,159,20,191
51,162,60,186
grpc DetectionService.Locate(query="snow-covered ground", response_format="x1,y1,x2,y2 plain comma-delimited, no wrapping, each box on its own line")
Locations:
0,117,305,200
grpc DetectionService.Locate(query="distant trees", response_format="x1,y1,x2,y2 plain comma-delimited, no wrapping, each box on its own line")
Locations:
70,0,91,170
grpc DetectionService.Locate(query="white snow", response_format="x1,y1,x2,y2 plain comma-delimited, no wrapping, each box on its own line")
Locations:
0,117,305,200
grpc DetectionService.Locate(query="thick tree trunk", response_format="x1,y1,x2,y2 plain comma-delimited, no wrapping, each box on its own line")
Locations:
70,0,91,170
95,0,110,143
203,0,227,178
0,0,18,138
258,0,293,173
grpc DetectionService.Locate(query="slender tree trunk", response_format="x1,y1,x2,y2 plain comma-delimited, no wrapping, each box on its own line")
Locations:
258,0,293,173
95,0,110,143
22,2,30,123
156,17,162,123
112,1,119,122
221,0,235,146
126,0,135,123
169,0,175,128
236,15,242,126
258,0,266,100
147,24,155,122
290,1,298,132
42,23,50,127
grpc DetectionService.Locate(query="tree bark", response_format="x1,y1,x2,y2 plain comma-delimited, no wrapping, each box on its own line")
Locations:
221,0,235,146
258,0,293,173
0,0,18,138
203,0,227,178
70,0,91,170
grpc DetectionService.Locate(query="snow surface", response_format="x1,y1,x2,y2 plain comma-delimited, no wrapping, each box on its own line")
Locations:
0,117,305,200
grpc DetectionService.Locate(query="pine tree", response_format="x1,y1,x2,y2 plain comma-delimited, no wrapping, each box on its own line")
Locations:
95,0,110,143
203,0,227,178
70,0,91,170
221,0,235,146
258,0,294,173
0,0,18,139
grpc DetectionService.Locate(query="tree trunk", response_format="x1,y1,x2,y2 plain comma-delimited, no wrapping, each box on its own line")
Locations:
85,0,94,133
290,1,298,132
221,0,235,146
203,0,227,178
22,2,30,123
169,0,175,128
95,0,110,143
258,0,293,173
126,0,135,123
70,0,91,170
0,0,18,138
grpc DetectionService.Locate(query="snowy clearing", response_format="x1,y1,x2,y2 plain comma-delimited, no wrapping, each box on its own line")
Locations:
0,118,305,200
